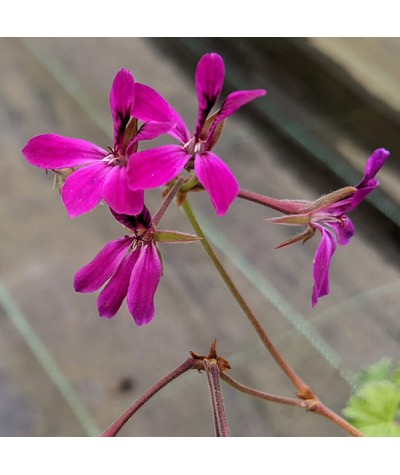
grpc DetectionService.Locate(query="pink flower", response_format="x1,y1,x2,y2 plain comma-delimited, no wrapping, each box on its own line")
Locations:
74,206,162,325
22,69,173,218
268,148,390,307
127,53,266,216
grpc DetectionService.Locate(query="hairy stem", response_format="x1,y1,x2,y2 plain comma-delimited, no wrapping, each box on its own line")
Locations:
204,359,230,437
179,172,199,192
152,176,186,227
100,357,194,437
181,197,311,398
314,402,364,437
221,373,363,437
181,198,363,436
221,373,307,409
238,188,312,214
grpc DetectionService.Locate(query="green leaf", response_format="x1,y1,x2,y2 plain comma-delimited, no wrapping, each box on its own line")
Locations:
357,358,392,386
153,230,202,244
359,422,400,437
343,381,400,436
391,363,400,388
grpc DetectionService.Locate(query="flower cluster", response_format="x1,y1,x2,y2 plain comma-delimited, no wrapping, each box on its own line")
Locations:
22,53,266,324
22,51,389,324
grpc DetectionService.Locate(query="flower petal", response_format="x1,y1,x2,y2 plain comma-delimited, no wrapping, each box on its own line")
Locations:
110,206,152,231
61,161,110,218
207,89,266,144
312,227,337,307
127,243,162,325
328,218,355,246
357,148,390,189
194,53,225,138
22,134,107,169
320,149,390,214
74,237,132,293
97,248,140,318
132,83,190,143
102,165,144,215
127,145,191,190
194,152,239,216
133,121,176,144
110,69,136,150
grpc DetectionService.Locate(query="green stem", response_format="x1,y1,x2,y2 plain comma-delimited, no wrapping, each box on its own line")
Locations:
179,172,199,192
181,198,311,399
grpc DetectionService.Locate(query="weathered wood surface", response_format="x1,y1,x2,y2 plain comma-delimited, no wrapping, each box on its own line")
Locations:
0,38,399,436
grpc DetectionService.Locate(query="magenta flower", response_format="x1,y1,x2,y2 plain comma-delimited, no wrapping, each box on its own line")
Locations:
268,148,390,307
22,69,172,218
127,53,266,216
74,206,162,325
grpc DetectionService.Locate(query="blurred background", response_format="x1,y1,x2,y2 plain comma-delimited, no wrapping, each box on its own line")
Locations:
0,37,399,436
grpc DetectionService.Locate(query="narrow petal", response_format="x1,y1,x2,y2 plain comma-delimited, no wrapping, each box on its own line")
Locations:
326,183,378,214
74,237,132,293
97,248,140,318
318,149,389,215
328,218,355,246
194,53,225,138
194,152,239,216
132,83,190,143
207,89,266,144
61,161,110,218
110,69,136,150
102,165,144,215
127,243,162,325
127,145,191,190
22,134,107,169
357,148,390,189
133,121,176,143
312,227,337,307
110,206,152,231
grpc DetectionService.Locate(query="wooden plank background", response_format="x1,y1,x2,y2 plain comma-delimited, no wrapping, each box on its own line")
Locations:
0,38,399,436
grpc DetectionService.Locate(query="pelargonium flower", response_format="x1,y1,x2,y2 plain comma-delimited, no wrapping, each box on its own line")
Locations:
127,53,266,216
267,148,390,307
74,205,201,325
74,206,161,325
22,69,173,218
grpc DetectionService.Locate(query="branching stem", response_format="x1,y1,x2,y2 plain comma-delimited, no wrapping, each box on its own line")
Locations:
181,197,311,398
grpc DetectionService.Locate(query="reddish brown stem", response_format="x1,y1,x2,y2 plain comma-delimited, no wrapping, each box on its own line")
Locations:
152,176,186,227
100,357,194,437
204,359,230,437
238,188,312,214
221,373,307,409
314,402,364,437
181,198,312,399
221,373,363,437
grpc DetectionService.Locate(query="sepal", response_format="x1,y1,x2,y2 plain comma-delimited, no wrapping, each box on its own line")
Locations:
274,226,316,249
153,230,202,243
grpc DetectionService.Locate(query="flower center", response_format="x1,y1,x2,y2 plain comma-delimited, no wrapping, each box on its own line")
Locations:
194,140,206,155
132,226,153,246
335,214,347,228
183,136,206,156
313,212,348,228
104,147,127,167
